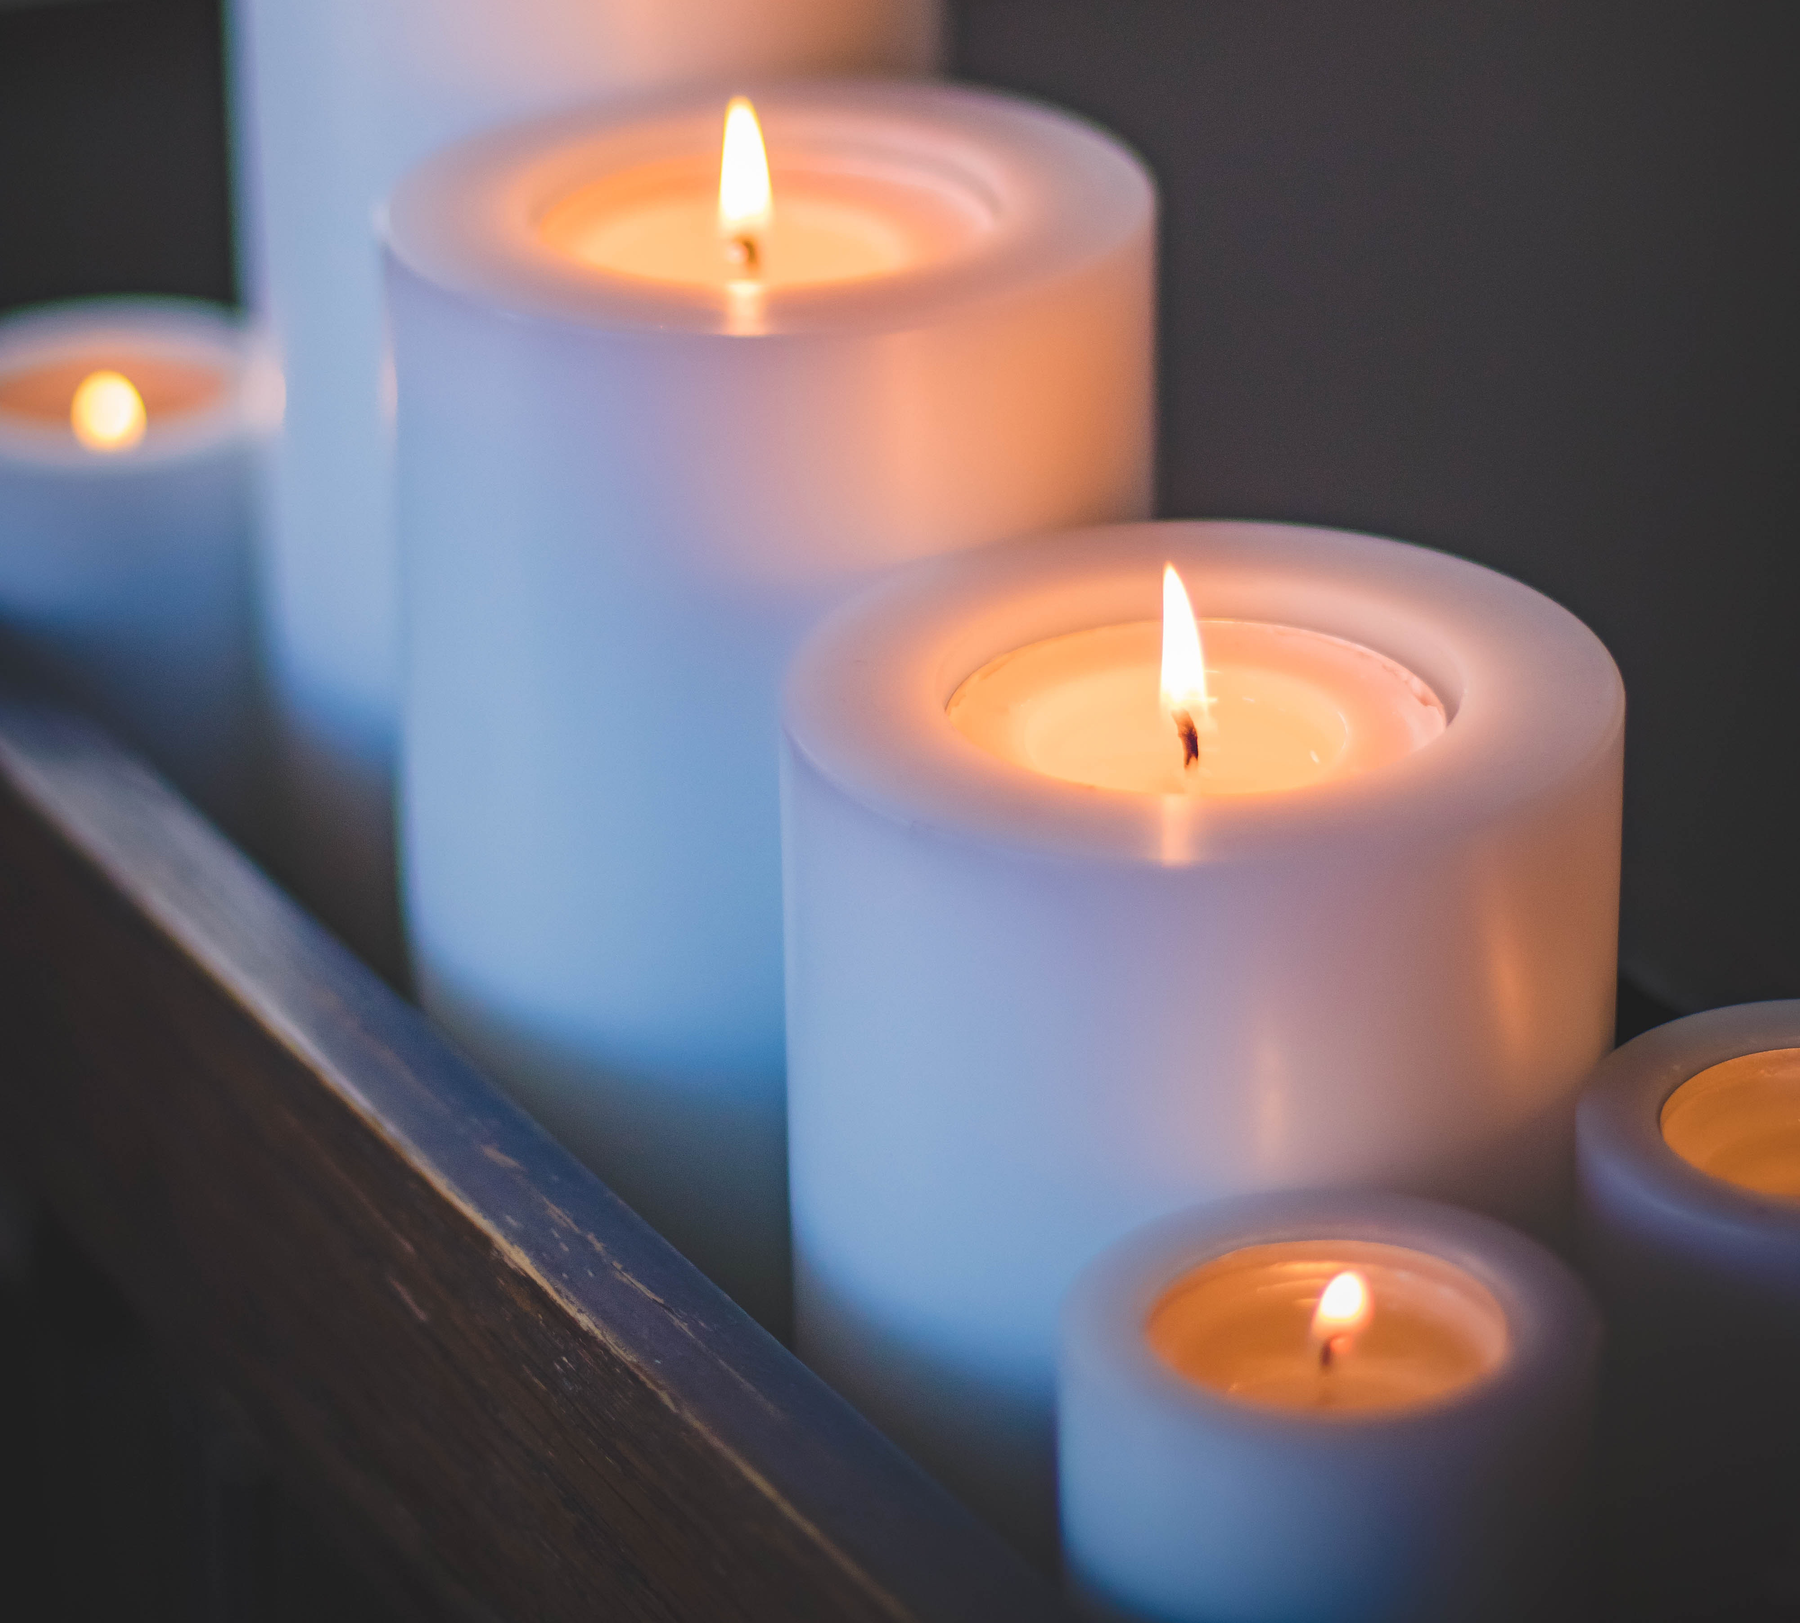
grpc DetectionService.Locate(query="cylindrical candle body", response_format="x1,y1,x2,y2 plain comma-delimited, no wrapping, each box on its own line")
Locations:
1576,1003,1800,1622
226,0,943,971
1060,1194,1600,1622
782,521,1622,1553
387,83,1155,1330
0,300,263,840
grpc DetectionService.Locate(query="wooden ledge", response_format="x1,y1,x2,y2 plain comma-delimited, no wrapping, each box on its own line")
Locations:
0,701,1073,1621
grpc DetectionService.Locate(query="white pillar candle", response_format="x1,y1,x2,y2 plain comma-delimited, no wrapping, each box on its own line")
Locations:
1059,1194,1599,1622
0,300,265,839
781,519,1622,1552
386,83,1155,1331
1576,1002,1800,1621
226,0,944,968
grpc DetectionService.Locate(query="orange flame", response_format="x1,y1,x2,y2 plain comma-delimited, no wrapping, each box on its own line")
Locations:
719,96,772,270
1311,1270,1373,1354
1160,564,1208,716
70,370,145,452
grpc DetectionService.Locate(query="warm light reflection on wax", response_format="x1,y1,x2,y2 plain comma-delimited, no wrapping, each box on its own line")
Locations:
1661,1049,1800,1200
946,566,1446,798
542,94,992,297
70,369,146,452
1145,1244,1505,1413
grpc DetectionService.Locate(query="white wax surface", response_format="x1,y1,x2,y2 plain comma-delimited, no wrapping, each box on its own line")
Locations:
1060,1194,1599,1623
948,619,1445,796
389,82,1155,1329
783,520,1623,1555
0,300,263,841
1577,1003,1800,1620
227,0,943,969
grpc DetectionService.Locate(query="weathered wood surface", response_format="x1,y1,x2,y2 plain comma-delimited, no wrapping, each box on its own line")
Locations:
0,700,1075,1622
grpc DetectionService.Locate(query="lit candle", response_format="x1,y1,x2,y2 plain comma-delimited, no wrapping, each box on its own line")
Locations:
227,0,944,971
1059,1194,1600,1623
0,299,267,840
782,519,1623,1554
388,83,1155,1330
1577,1002,1800,1622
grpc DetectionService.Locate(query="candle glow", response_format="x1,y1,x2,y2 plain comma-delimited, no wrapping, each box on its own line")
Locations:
1312,1268,1373,1370
719,97,772,274
1659,1047,1800,1200
70,369,146,453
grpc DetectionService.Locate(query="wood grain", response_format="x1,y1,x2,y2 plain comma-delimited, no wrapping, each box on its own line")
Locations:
0,701,1074,1622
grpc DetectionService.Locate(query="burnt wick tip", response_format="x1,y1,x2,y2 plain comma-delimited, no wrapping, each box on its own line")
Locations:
729,234,761,273
1175,709,1200,768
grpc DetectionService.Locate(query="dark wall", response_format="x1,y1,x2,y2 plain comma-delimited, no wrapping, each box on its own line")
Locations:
955,1,1800,1010
1,0,1795,1009
0,0,234,310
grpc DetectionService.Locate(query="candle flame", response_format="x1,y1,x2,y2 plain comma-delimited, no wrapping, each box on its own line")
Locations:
70,370,146,452
1311,1270,1373,1346
1160,564,1208,712
1160,565,1211,767
719,96,772,266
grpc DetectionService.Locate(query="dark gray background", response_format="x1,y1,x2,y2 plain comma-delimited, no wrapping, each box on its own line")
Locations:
0,4,1792,1614
2,0,1797,1011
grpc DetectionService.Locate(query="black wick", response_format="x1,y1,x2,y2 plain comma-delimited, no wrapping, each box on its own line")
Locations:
1173,708,1200,768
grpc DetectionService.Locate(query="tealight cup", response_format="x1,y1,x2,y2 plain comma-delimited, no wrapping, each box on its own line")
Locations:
1059,1193,1600,1623
1577,1002,1800,1620
0,298,266,840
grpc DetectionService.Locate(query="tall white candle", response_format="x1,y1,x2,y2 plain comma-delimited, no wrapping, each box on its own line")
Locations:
386,83,1155,1331
781,519,1622,1553
1577,1002,1800,1622
1060,1194,1599,1621
226,0,943,968
0,300,265,840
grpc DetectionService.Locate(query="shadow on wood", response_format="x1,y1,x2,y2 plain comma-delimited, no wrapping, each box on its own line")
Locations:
0,699,1073,1622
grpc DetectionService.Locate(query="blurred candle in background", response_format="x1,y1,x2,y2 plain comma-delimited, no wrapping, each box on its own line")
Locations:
1059,1194,1599,1622
781,519,1622,1554
385,81,1153,1333
0,299,266,842
1578,1003,1800,1622
226,0,944,976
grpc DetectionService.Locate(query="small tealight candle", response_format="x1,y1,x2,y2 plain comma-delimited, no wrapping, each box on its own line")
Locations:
1148,1246,1502,1411
1578,1003,1800,1621
0,299,266,840
1059,1194,1598,1623
389,81,1154,1331
784,519,1622,1555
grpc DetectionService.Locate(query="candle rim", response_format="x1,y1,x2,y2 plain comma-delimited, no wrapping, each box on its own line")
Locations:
1579,1002,1800,1238
1062,1191,1597,1438
945,614,1448,797
1143,1238,1510,1418
1660,1048,1800,1202
384,79,1155,338
783,520,1625,869
0,298,259,470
